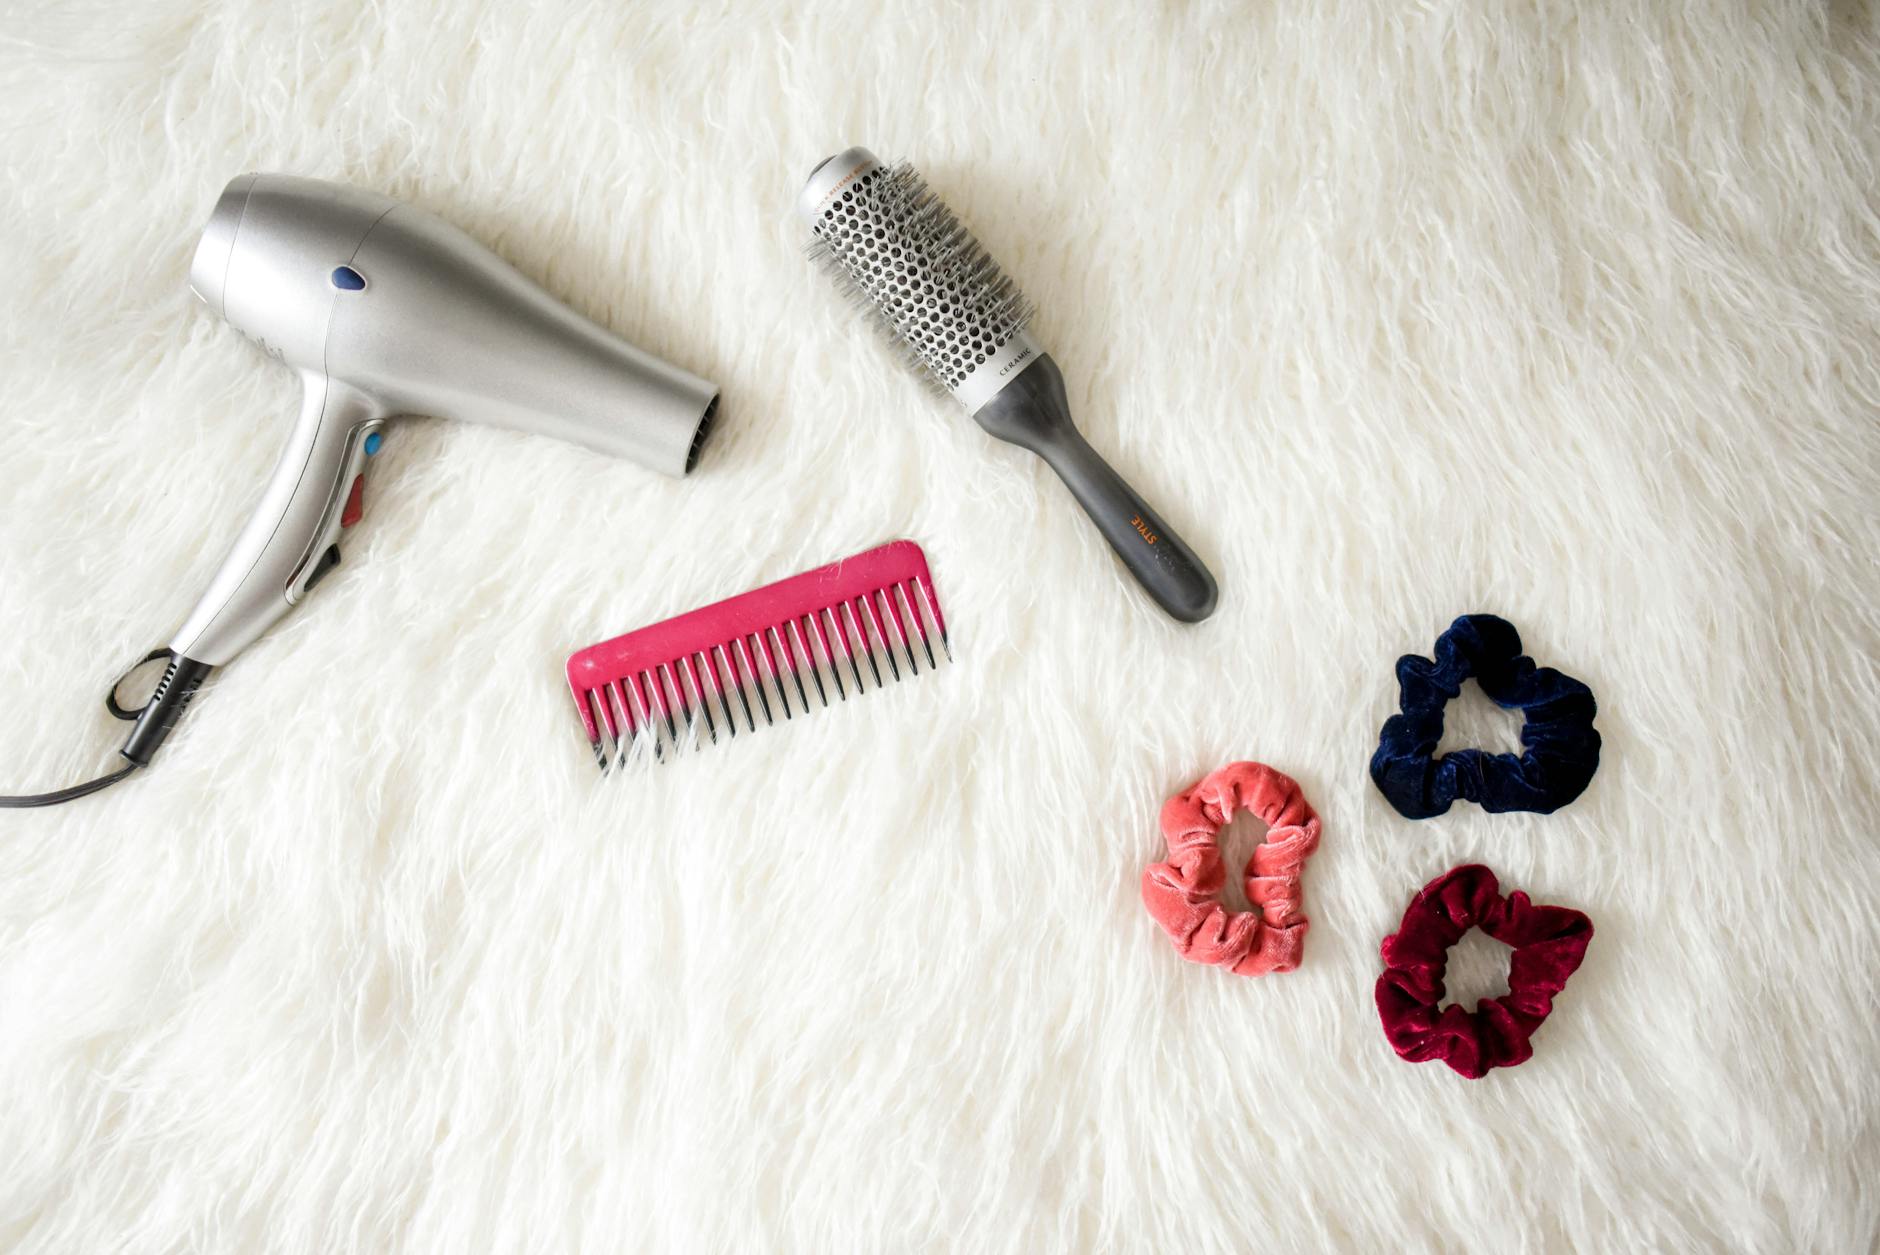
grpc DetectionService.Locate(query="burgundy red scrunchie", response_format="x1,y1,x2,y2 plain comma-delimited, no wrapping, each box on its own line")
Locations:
1375,864,1593,1078
1141,762,1321,977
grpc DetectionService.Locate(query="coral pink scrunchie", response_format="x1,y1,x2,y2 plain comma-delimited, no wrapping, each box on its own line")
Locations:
1141,762,1322,977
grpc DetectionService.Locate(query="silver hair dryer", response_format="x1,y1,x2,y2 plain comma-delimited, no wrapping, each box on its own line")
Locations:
113,173,720,769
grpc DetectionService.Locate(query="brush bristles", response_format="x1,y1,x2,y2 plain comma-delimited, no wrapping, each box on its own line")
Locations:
806,162,1035,396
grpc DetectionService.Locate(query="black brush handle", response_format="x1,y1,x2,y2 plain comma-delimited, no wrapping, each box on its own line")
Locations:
973,355,1218,623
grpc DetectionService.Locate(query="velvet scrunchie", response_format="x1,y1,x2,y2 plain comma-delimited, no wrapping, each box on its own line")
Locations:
1141,762,1321,977
1369,614,1600,819
1374,864,1593,1078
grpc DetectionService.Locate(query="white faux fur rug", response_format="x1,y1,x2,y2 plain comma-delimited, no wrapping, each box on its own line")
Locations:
3,3,1877,1251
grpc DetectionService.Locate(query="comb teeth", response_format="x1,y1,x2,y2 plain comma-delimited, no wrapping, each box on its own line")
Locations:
567,540,951,768
806,161,1035,397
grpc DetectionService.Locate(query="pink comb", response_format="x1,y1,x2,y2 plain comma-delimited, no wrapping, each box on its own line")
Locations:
567,539,951,766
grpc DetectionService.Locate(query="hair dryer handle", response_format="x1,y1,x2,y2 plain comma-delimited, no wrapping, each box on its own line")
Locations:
168,376,388,666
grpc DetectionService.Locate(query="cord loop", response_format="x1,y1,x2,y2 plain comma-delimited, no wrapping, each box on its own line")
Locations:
105,648,173,721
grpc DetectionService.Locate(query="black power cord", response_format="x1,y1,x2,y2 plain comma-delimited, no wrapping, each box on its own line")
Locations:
0,648,201,809
0,763,141,808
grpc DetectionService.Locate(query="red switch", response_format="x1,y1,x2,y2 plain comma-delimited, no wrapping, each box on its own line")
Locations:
340,474,365,528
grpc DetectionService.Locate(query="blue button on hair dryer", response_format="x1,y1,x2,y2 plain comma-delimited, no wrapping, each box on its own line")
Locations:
3,174,718,806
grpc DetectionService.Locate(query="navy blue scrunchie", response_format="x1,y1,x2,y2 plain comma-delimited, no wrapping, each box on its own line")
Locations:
1370,615,1600,819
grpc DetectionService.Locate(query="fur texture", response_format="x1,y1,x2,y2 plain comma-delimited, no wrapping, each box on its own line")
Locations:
2,2,1876,1250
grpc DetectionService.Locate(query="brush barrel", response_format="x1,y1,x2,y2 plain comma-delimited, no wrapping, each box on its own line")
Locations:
800,149,1042,410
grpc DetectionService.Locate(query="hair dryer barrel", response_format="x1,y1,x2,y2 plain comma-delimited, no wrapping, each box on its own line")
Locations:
338,205,718,475
192,174,718,477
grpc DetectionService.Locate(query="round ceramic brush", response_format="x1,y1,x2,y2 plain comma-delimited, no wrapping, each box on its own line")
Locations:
798,147,1218,624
